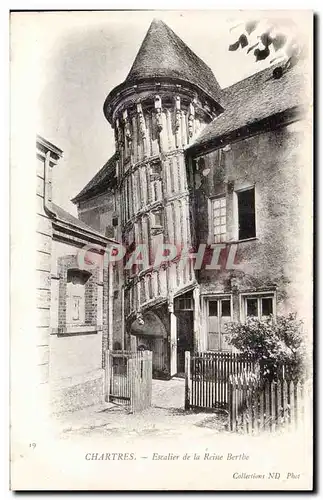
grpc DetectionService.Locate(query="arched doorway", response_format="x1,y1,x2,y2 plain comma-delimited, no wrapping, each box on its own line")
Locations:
130,311,169,379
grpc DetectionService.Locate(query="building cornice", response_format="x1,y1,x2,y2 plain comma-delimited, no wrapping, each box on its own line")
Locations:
36,135,63,160
52,221,114,249
104,78,223,125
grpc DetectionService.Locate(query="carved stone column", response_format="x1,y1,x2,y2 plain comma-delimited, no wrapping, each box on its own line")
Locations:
188,101,195,141
137,102,147,158
174,96,181,149
122,109,132,159
154,95,163,152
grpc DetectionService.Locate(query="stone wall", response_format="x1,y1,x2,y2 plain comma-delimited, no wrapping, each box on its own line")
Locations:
77,190,124,349
36,137,109,415
49,240,105,413
192,120,312,329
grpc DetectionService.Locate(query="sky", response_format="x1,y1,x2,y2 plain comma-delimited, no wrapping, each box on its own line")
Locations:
11,10,307,215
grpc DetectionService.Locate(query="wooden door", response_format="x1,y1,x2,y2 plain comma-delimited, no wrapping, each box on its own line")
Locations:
207,298,232,351
176,311,194,374
219,299,232,351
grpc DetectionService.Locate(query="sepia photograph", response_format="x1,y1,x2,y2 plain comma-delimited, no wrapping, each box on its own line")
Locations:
10,9,313,490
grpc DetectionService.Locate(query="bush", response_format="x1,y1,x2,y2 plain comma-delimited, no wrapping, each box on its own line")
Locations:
225,313,306,380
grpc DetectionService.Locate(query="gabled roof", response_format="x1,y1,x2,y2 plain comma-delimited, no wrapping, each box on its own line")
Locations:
188,62,309,154
125,19,222,102
71,153,117,204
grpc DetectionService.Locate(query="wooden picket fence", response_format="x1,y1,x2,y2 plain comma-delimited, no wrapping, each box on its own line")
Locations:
228,372,305,433
184,351,257,410
105,350,152,413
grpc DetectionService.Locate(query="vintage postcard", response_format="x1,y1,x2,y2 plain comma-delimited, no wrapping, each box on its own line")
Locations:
10,9,313,490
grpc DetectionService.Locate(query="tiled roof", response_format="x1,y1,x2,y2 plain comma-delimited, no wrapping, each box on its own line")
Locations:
52,202,108,239
104,18,223,117
125,19,222,102
189,62,309,152
71,153,117,204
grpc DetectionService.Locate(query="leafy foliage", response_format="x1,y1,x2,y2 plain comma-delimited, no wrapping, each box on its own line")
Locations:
225,313,306,380
228,19,303,72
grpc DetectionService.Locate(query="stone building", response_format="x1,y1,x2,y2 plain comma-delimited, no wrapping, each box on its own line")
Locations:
186,64,311,353
36,135,117,413
72,19,311,378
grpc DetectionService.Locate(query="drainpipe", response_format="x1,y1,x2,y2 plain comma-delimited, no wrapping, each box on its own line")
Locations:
108,263,114,351
121,284,125,350
43,151,57,219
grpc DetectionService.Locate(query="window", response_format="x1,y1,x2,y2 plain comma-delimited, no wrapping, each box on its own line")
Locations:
151,209,163,229
210,196,226,243
242,293,275,320
175,295,193,311
246,298,258,317
152,180,162,202
150,161,162,179
237,187,256,240
221,299,231,316
262,297,273,316
208,299,231,317
208,301,218,316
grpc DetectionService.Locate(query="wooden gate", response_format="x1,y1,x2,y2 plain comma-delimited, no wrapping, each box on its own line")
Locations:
105,350,152,413
184,351,257,410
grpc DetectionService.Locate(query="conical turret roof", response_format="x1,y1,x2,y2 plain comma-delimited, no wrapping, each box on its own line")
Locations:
104,19,222,121
125,19,222,101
